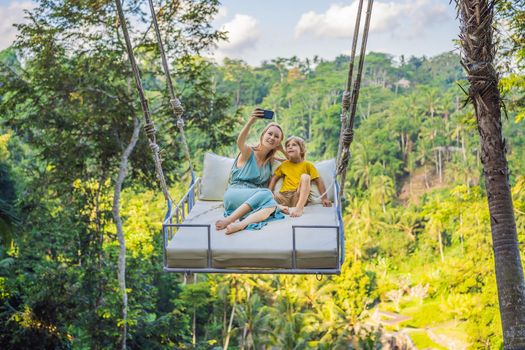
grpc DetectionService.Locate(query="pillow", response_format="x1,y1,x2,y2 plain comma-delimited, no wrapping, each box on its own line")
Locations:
310,159,336,203
199,152,235,201
272,159,336,204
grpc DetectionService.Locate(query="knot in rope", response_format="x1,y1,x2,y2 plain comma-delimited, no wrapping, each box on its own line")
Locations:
176,118,185,129
342,90,351,110
337,150,351,175
144,121,157,139
149,141,161,154
170,98,185,117
342,129,354,145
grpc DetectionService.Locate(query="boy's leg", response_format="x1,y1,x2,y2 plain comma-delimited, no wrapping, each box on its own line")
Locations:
274,191,292,214
290,174,311,217
226,207,276,234
215,203,251,230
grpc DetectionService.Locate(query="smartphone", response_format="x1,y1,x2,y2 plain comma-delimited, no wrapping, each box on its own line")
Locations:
261,109,274,119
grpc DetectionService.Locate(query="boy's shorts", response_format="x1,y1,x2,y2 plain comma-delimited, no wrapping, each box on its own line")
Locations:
275,191,313,207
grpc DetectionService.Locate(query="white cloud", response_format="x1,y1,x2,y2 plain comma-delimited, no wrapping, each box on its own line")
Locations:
0,1,35,50
218,14,261,51
213,14,261,61
295,0,449,39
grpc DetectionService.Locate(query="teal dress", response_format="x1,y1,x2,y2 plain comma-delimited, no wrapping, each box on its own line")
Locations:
224,150,284,230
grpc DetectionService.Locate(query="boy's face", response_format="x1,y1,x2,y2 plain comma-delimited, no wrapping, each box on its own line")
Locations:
286,140,302,160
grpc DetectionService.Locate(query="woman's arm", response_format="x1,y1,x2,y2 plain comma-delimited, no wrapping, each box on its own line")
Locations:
237,109,264,165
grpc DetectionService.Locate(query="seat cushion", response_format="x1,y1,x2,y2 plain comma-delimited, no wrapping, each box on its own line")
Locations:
199,152,235,201
165,200,340,270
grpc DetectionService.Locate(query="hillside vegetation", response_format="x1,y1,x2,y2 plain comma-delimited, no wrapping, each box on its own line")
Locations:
1,47,524,348
1,0,524,345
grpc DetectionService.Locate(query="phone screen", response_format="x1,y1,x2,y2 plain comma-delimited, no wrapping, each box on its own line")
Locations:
262,110,274,119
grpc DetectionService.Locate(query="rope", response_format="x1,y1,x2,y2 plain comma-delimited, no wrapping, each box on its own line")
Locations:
114,0,171,202
146,0,195,177
308,180,336,202
337,0,374,199
336,0,365,164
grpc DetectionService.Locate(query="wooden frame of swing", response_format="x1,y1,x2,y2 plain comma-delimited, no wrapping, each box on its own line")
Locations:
162,178,346,275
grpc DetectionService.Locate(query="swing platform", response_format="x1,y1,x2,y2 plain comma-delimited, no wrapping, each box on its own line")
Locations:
162,177,345,275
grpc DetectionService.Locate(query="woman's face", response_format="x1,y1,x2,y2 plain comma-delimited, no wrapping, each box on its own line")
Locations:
261,125,283,150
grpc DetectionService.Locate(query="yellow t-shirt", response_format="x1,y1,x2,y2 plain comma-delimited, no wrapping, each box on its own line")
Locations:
274,160,320,192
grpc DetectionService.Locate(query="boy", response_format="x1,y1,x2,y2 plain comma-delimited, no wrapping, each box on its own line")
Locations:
269,136,331,217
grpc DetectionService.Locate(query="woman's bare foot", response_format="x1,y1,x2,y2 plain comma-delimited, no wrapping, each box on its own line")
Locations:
215,218,232,230
225,222,246,235
290,206,304,218
278,205,290,215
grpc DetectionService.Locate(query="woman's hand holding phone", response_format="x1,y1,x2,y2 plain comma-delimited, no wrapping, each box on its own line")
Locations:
251,108,274,120
250,108,265,121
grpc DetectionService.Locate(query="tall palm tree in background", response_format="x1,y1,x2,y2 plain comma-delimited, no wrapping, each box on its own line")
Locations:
0,163,17,247
457,0,525,347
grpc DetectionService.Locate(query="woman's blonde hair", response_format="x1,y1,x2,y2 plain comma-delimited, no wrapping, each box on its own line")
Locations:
285,136,306,160
254,122,284,164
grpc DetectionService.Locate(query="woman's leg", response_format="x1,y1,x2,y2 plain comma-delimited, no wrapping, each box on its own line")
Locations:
226,207,276,234
290,174,311,217
215,203,251,230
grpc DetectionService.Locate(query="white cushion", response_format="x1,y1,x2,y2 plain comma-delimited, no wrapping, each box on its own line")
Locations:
199,153,336,202
199,152,235,201
310,159,336,203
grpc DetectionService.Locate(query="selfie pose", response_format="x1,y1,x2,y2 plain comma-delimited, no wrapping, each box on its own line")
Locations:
215,108,285,234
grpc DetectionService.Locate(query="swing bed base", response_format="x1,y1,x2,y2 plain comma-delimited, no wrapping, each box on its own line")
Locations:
162,178,345,275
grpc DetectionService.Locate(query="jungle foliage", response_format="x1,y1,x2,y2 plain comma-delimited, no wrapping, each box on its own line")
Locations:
0,1,524,349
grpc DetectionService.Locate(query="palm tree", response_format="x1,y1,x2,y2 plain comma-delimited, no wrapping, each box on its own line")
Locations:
370,175,396,213
0,162,17,248
457,0,525,347
352,143,373,190
236,292,271,350
345,197,374,261
267,277,312,349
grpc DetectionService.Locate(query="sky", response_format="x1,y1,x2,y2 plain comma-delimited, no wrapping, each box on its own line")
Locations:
0,0,460,66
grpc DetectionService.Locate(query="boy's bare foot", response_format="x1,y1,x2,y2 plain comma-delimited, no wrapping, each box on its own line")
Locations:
278,205,290,215
290,207,304,217
225,222,245,235
215,218,231,230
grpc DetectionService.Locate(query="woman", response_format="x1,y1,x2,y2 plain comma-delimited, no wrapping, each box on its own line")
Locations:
215,108,285,234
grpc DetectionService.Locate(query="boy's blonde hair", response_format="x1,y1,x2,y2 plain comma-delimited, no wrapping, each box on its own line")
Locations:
285,136,306,160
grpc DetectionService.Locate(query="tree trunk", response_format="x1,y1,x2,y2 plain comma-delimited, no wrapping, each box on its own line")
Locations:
457,1,525,347
192,307,197,347
438,147,443,183
460,214,464,254
223,298,237,350
461,134,466,162
424,165,429,189
112,116,141,350
438,229,444,262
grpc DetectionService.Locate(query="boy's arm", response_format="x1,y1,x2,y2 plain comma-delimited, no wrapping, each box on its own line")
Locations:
314,177,332,207
269,175,281,192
